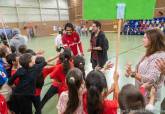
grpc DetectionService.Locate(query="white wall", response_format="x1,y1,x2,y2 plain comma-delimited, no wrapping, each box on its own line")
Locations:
16,0,39,7
0,0,69,22
0,0,15,6
60,10,69,20
0,7,17,22
42,9,59,21
18,8,41,22
40,0,57,8
59,0,68,9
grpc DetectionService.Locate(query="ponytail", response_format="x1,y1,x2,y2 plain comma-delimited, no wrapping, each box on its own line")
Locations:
73,55,85,79
63,58,70,74
61,48,72,74
87,85,103,114
64,68,83,114
86,70,107,114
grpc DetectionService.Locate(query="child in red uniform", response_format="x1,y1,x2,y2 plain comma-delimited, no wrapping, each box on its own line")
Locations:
38,48,73,112
0,57,9,114
83,70,119,114
62,23,84,56
32,56,56,114
0,75,9,114
5,53,20,113
0,93,8,114
6,53,20,86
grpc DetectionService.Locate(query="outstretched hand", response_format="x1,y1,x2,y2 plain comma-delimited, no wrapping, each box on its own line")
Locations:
104,61,114,70
125,63,133,77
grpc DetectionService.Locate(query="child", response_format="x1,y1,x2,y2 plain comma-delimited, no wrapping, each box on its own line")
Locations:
54,30,64,53
6,53,20,113
39,48,73,112
0,56,9,114
0,46,10,69
83,70,119,114
8,54,55,114
119,84,145,114
73,55,85,79
0,84,9,114
57,68,85,114
10,46,16,54
18,45,27,54
8,53,47,114
73,56,113,80
32,56,56,114
6,53,20,78
0,54,11,102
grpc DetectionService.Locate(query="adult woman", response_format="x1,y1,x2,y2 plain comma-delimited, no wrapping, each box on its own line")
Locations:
125,28,165,102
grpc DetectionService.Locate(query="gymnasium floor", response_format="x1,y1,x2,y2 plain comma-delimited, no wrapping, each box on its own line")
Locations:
28,33,164,114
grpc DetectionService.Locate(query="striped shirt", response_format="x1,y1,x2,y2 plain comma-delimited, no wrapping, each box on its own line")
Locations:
136,51,165,102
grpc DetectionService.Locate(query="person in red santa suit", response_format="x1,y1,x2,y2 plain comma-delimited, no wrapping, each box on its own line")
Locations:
62,23,84,56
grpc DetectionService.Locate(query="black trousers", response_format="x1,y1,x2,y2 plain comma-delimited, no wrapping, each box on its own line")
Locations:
37,85,58,112
31,96,41,114
12,95,33,114
98,54,108,68
97,59,107,68
91,58,97,69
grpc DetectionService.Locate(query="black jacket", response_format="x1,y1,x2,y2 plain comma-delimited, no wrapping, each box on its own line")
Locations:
96,31,108,66
8,62,47,96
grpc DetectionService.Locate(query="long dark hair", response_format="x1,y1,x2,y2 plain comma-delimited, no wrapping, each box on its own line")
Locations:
145,28,165,56
73,55,85,79
85,70,108,114
64,68,83,114
61,48,72,74
118,84,145,114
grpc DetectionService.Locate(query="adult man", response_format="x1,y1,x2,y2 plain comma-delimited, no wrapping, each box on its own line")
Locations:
88,21,109,69
62,23,84,56
10,29,28,52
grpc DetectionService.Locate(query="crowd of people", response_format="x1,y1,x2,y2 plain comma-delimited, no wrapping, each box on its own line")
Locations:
75,24,93,37
122,17,165,35
0,21,165,114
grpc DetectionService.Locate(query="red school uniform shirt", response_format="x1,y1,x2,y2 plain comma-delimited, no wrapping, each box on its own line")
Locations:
83,92,118,114
50,61,74,95
62,32,83,56
0,94,8,114
35,66,56,96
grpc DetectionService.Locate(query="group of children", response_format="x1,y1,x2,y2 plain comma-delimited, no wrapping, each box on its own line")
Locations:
0,41,114,114
0,22,165,114
0,43,160,114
